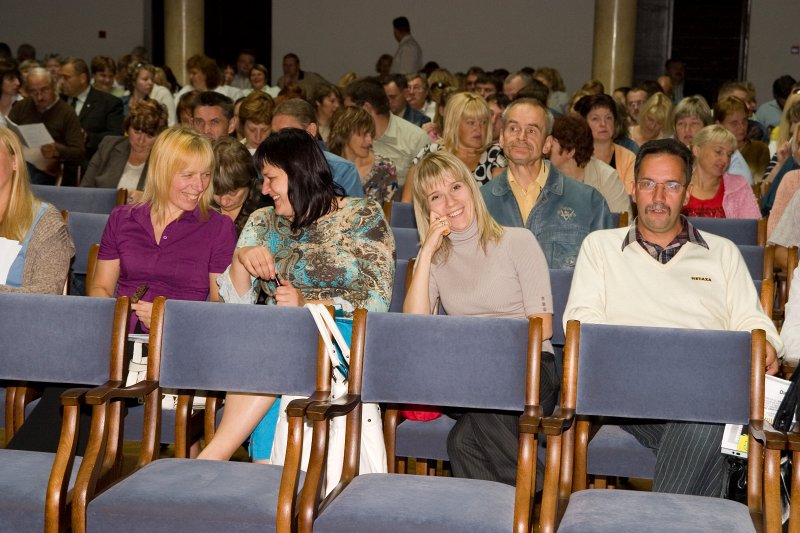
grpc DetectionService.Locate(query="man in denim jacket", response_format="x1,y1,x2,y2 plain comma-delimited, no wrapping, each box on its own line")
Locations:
481,98,613,268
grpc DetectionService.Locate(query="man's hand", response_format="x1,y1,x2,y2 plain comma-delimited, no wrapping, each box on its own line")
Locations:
766,341,779,376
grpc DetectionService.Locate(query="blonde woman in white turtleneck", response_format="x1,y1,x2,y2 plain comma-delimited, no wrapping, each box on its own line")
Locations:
403,150,557,489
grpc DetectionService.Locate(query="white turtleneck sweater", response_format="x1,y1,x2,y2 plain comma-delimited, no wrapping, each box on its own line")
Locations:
428,220,554,353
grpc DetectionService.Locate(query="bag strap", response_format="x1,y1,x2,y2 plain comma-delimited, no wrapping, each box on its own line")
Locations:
315,304,350,364
305,303,341,370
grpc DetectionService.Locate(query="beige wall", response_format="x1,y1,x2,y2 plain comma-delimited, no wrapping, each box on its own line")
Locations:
0,0,146,65
271,0,596,94
747,0,800,105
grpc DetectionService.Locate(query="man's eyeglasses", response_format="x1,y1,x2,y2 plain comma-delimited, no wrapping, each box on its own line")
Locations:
635,179,684,193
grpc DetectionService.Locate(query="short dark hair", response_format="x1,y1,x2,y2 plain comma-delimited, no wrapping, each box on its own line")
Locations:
62,57,89,77
634,138,693,186
253,128,340,230
273,98,316,128
574,93,619,123
195,91,234,120
90,55,116,75
773,75,797,100
345,78,390,116
382,73,408,90
0,60,21,85
551,115,594,167
515,79,549,104
213,136,258,195
393,16,410,32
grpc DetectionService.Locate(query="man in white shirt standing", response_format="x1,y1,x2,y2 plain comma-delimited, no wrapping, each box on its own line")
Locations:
391,17,422,75
564,138,782,497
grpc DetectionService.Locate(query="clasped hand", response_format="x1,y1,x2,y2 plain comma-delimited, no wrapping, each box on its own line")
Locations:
236,246,305,307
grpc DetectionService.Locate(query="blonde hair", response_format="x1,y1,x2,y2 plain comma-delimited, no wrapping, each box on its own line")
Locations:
690,124,736,152
776,93,800,148
0,127,39,241
638,92,674,136
412,151,503,264
440,92,492,155
140,127,215,225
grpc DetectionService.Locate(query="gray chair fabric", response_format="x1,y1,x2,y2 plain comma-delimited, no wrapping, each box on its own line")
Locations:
32,184,120,214
688,217,760,245
737,245,764,280
576,324,751,424
313,473,515,533
388,201,416,228
558,489,755,533
586,424,656,478
550,268,573,347
0,450,82,532
87,302,324,531
395,415,456,460
389,259,409,313
361,312,531,410
0,293,120,529
87,459,291,533
67,212,109,274
393,227,420,260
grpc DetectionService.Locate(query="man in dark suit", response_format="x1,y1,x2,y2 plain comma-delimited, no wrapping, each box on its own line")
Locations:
60,57,123,184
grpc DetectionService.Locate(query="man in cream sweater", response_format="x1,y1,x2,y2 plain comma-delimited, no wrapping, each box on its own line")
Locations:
564,138,782,497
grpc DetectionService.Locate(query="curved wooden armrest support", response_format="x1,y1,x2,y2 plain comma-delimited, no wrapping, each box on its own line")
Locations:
59,387,91,406
306,394,361,421
519,405,542,434
749,420,786,450
541,408,575,436
85,380,156,404
285,391,332,418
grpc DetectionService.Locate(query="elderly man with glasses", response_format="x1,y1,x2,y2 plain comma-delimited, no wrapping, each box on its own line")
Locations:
8,67,85,185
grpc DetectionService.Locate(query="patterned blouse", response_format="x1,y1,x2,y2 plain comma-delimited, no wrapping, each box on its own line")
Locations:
412,142,507,185
363,154,398,204
218,197,395,314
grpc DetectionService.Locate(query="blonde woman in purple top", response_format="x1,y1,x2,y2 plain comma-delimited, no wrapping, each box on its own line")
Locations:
89,127,236,331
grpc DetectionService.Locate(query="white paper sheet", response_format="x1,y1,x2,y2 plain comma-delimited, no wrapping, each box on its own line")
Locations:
0,237,23,284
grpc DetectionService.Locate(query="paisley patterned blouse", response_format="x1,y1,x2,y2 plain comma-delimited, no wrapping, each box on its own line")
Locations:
218,197,395,314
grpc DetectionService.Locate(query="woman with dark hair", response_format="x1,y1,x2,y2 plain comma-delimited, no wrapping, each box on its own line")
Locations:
0,60,21,126
211,136,268,234
575,93,637,192
328,106,397,203
81,99,168,202
311,83,341,143
199,128,394,463
246,63,279,97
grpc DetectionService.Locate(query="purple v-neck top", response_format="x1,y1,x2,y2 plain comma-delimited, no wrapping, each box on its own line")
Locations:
98,203,236,332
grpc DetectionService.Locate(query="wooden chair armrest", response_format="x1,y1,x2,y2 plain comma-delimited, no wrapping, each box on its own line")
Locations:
305,394,361,421
285,391,333,418
59,387,92,406
787,426,800,451
84,380,156,404
749,419,786,450
519,405,542,434
541,408,575,436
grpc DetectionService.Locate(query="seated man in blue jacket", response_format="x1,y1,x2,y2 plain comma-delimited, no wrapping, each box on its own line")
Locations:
481,98,612,268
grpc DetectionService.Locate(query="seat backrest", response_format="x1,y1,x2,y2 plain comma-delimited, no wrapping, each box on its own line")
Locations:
67,212,110,275
158,300,323,396
0,293,127,385
550,268,573,347
32,185,123,214
688,216,761,245
360,312,537,410
738,244,765,280
569,322,754,425
389,259,409,313
392,227,420,260
387,201,417,229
